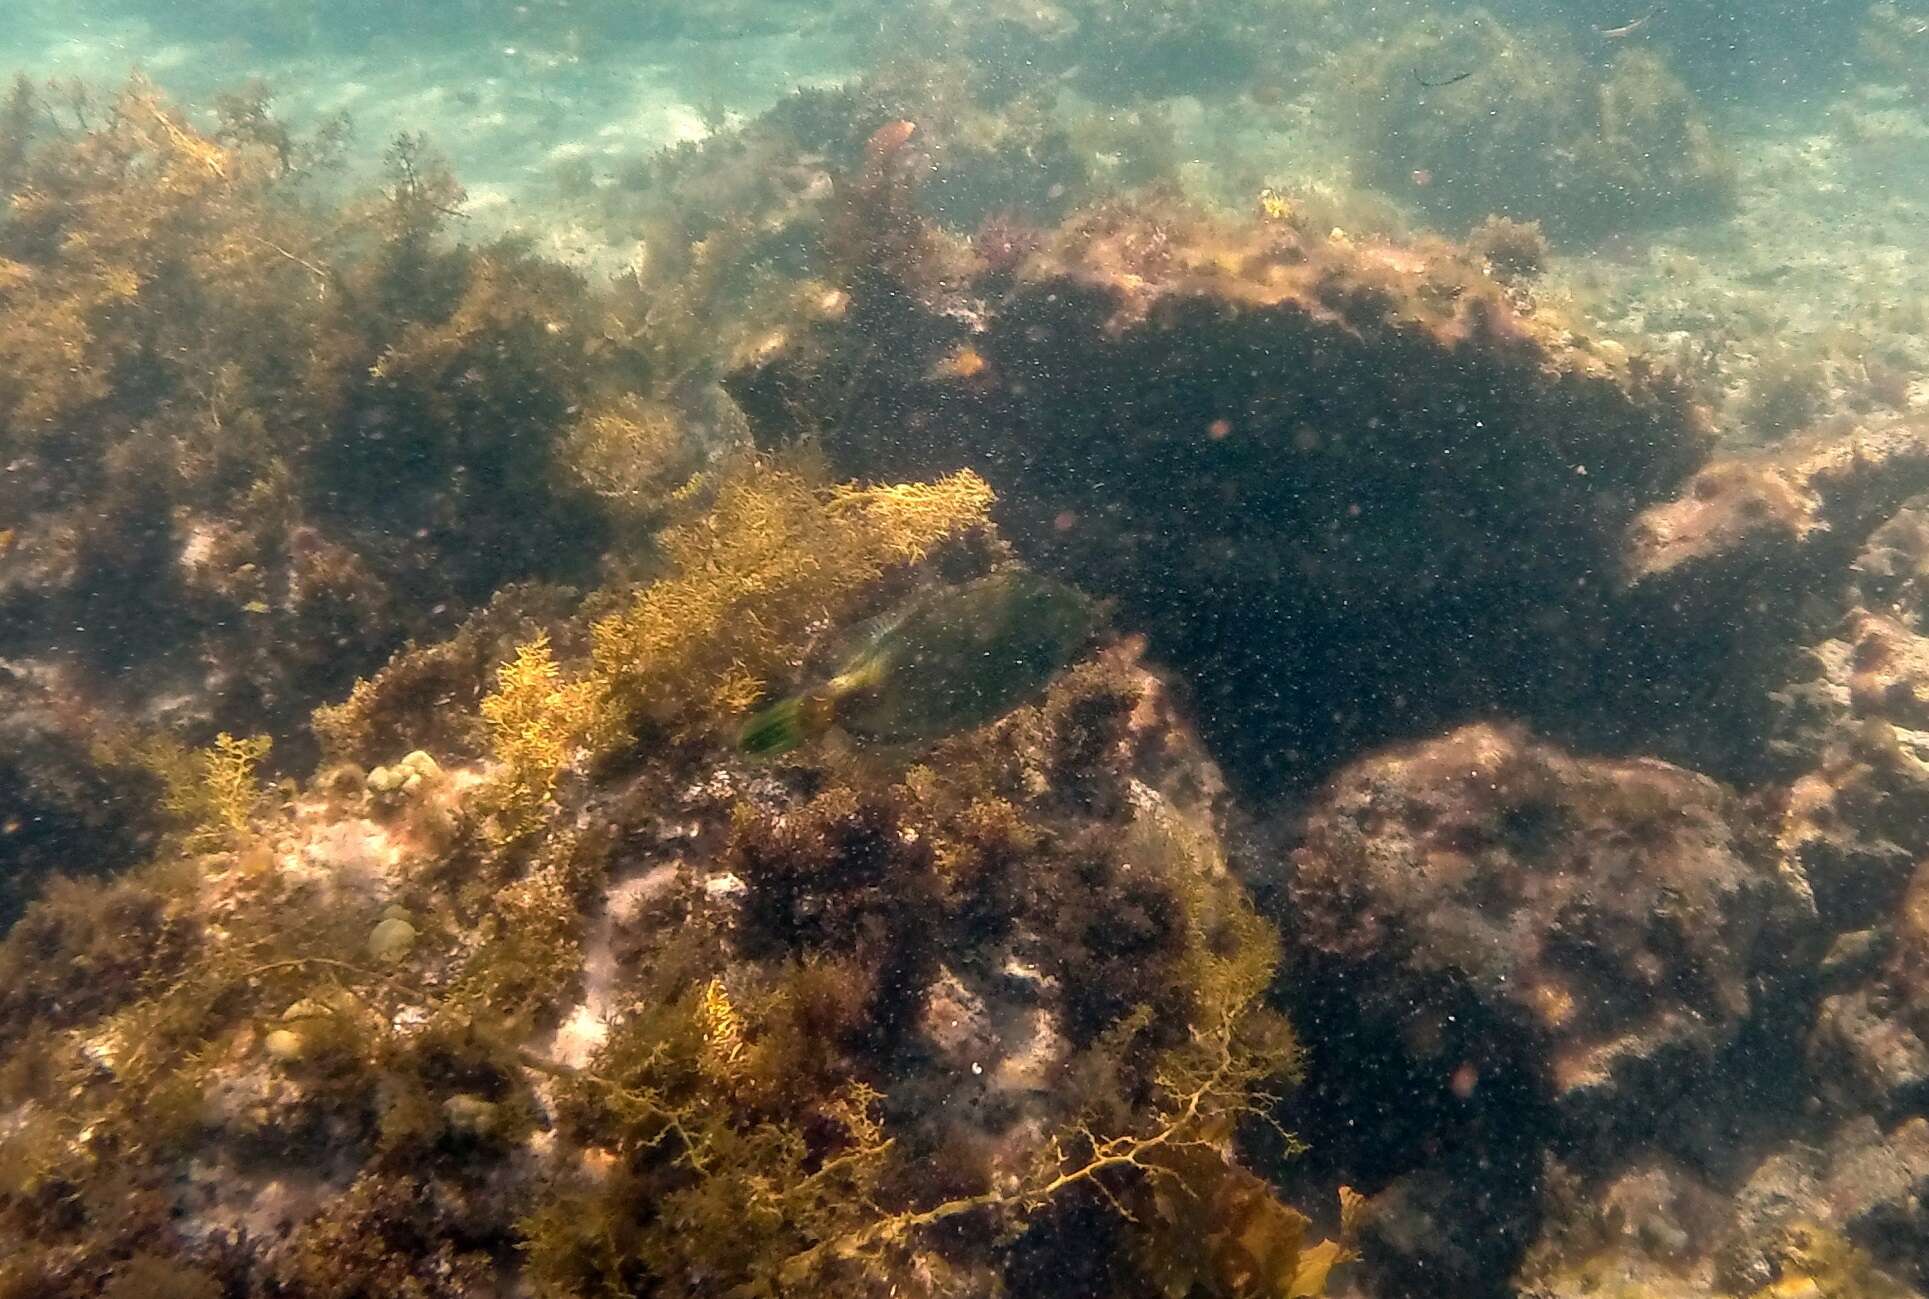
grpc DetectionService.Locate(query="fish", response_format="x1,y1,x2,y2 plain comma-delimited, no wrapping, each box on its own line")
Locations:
1598,7,1658,38
864,119,918,164
739,570,1102,755
1415,69,1474,89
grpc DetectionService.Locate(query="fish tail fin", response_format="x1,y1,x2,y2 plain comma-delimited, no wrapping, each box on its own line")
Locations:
739,693,830,755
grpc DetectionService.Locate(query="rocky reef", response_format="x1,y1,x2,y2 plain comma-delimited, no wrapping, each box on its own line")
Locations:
0,454,1349,1297
1494,469,1929,1299
719,108,1929,1299
5,54,1929,1299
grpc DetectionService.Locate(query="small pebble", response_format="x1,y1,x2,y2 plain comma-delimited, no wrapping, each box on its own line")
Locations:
444,1093,500,1137
369,916,418,964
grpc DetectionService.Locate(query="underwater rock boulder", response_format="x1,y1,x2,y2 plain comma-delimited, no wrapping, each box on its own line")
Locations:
1624,419,1929,594
1775,635,1929,931
1752,492,1929,1144
1287,723,1806,1160
1517,1123,1929,1299
1854,494,1929,625
1799,843,1929,1122
1765,492,1929,938
1286,722,1929,1296
1514,1158,1729,1299
1336,10,1736,241
730,197,1715,798
1842,609,1929,731
1809,980,1929,1120
0,659,161,928
1354,1165,1538,1299
1610,417,1929,783
1817,1115,1929,1290
1723,1122,1929,1293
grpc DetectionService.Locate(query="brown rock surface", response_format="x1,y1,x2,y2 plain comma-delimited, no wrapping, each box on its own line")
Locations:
1288,723,1804,1154
1518,1121,1929,1299
1766,497,1929,1124
1625,418,1929,590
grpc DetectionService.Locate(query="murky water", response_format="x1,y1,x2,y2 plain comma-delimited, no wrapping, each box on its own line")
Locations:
4,3,1929,1297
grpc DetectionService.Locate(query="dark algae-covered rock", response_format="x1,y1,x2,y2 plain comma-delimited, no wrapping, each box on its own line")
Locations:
0,661,163,926
729,192,1723,798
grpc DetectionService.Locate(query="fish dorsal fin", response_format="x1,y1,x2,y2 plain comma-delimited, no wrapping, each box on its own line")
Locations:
826,582,941,669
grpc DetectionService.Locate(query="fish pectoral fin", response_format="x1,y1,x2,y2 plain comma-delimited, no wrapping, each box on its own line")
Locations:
832,648,894,695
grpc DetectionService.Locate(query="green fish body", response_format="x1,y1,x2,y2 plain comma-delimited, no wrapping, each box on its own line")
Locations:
739,570,1100,755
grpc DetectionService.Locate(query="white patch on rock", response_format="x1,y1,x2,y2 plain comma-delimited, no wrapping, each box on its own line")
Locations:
549,1002,609,1071
537,864,678,1069
294,818,399,898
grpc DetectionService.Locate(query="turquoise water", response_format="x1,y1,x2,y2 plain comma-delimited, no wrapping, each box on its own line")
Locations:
11,0,1927,407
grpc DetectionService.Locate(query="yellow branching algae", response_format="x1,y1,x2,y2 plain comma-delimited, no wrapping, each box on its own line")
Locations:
0,79,252,432
449,829,600,1028
586,456,996,734
520,851,1320,1296
472,455,995,838
126,731,273,853
559,392,694,526
309,583,582,767
477,633,600,839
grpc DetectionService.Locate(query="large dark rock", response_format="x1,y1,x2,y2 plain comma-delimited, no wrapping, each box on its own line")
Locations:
730,197,1737,798
0,659,160,928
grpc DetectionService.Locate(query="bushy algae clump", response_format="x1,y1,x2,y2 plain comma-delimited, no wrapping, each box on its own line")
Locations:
0,65,1368,1299
0,415,1342,1296
0,76,650,761
512,685,1336,1299
470,455,998,838
1338,9,1735,240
